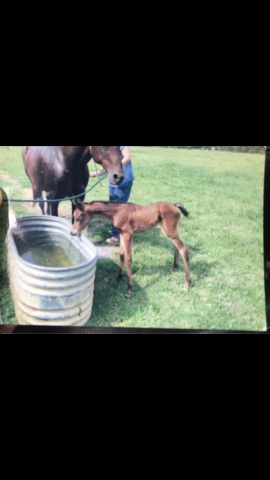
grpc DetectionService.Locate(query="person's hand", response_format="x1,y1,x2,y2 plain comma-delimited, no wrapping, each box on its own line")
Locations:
90,169,106,178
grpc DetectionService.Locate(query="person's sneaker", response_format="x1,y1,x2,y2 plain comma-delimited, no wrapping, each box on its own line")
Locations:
106,237,120,244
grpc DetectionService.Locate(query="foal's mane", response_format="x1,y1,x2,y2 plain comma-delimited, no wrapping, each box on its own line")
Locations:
82,201,136,216
85,201,135,205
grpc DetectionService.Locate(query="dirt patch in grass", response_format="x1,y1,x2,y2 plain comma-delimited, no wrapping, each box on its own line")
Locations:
0,170,34,213
97,246,118,259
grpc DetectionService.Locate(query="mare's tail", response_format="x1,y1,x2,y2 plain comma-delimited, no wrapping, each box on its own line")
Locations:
175,203,189,217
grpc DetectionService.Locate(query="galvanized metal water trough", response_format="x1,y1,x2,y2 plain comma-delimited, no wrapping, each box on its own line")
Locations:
7,216,98,326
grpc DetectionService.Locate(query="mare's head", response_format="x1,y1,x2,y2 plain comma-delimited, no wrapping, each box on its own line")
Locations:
90,146,125,185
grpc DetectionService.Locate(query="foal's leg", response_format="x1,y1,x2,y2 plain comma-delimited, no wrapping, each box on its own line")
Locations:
172,247,180,271
117,234,125,282
161,219,191,291
122,232,133,299
171,236,191,291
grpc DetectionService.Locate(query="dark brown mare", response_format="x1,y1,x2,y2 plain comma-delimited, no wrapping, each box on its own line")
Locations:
22,146,125,217
71,200,191,298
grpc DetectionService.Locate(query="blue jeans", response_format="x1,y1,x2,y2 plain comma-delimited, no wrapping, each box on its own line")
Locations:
109,181,133,239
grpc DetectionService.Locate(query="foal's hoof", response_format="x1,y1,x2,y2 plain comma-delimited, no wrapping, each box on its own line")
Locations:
184,281,191,292
125,292,132,299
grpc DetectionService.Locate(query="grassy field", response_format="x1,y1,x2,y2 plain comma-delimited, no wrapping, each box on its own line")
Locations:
0,146,266,331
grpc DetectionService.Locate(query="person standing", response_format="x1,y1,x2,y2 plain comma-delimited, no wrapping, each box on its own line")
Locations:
107,146,135,243
89,146,135,243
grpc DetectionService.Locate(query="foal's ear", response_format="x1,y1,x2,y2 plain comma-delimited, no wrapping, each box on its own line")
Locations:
73,199,85,212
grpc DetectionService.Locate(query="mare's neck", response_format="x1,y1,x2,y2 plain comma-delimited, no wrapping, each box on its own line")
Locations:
60,146,90,168
61,146,87,156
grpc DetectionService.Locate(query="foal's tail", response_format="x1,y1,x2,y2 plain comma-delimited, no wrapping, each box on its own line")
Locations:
176,203,189,217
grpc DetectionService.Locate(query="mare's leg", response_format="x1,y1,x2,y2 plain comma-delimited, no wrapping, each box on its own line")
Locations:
71,200,76,224
117,234,125,282
46,193,51,215
72,194,85,224
33,185,45,215
50,201,59,217
122,232,133,299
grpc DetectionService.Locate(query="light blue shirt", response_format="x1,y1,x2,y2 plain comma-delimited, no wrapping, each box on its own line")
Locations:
110,146,135,187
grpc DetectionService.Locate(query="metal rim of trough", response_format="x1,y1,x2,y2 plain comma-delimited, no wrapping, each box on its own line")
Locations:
7,215,98,327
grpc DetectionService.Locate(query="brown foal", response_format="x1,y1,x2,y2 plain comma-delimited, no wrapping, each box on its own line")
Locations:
71,200,191,298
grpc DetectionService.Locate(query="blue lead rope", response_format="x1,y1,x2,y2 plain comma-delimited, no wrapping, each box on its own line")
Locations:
3,174,108,203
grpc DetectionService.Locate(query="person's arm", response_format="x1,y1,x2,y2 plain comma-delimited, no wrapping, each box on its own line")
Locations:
121,147,131,166
90,169,105,178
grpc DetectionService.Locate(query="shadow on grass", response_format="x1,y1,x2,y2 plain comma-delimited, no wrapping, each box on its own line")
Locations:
79,219,216,325
86,223,215,290
85,219,111,244
190,258,216,285
132,231,214,284
132,228,202,257
87,258,148,327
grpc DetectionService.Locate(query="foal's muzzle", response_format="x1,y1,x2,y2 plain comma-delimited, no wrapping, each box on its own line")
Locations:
71,229,80,237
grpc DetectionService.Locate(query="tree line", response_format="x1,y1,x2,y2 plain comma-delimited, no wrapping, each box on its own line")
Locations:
155,146,265,154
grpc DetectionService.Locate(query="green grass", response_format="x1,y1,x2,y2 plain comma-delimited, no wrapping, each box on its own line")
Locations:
0,146,266,331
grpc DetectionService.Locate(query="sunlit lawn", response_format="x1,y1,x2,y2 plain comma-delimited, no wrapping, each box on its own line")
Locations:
0,146,266,331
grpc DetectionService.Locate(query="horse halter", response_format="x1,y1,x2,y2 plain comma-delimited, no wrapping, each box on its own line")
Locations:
89,146,108,188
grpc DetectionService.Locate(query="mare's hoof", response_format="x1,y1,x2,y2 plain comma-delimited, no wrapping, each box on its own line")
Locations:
125,293,132,299
184,281,191,292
